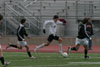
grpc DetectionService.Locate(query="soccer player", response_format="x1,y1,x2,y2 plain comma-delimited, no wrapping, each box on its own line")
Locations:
67,18,90,59
6,18,35,59
86,18,94,50
0,15,10,67
34,15,65,56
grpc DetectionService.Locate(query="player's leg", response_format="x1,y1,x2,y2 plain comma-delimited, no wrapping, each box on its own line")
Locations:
34,34,53,52
83,45,89,59
6,43,22,49
67,38,81,54
25,45,31,57
6,44,18,49
0,47,4,65
83,38,89,59
56,37,63,54
67,44,80,54
34,41,51,52
71,44,80,51
0,45,10,67
25,45,35,58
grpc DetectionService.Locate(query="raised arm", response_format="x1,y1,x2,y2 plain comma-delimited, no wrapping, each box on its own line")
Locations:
57,20,63,25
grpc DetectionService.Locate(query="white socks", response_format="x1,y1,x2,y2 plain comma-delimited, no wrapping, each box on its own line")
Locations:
58,43,63,55
36,43,45,50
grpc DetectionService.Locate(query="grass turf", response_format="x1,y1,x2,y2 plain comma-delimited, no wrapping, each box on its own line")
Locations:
0,52,100,67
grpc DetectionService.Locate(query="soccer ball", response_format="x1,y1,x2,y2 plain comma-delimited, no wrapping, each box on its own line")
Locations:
62,52,68,58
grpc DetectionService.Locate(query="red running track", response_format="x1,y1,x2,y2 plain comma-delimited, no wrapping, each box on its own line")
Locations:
1,45,100,53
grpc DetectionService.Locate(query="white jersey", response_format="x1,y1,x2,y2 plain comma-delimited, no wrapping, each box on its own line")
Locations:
43,20,63,36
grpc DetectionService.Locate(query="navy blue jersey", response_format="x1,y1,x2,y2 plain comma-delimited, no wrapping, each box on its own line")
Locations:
86,22,94,36
77,24,89,39
17,24,28,41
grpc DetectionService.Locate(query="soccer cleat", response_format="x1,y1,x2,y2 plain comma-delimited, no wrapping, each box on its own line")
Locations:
30,56,36,59
67,46,71,54
84,56,89,59
3,62,10,67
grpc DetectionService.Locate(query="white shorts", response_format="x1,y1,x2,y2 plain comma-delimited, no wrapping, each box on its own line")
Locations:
75,38,89,46
17,41,27,47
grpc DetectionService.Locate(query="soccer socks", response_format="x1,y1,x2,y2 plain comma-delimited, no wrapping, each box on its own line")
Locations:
84,49,89,59
58,43,63,54
0,57,5,65
71,47,77,51
27,51,32,57
9,45,18,48
84,49,88,56
35,43,45,50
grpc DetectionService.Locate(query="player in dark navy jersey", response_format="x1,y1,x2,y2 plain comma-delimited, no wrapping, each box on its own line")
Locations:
6,18,35,59
67,18,90,59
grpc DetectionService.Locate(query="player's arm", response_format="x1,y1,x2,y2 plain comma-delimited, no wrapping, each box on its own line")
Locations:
43,20,52,34
91,24,94,36
57,20,66,25
23,27,28,37
83,25,90,39
23,27,31,39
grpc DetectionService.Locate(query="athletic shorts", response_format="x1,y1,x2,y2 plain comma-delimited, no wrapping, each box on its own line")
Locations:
47,34,59,42
17,41,27,47
75,38,89,46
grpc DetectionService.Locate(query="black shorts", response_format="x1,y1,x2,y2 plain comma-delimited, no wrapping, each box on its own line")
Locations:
47,34,59,42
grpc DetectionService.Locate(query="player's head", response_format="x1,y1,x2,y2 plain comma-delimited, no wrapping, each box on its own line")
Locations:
0,14,3,24
53,15,59,22
82,18,88,24
20,18,26,24
87,18,91,22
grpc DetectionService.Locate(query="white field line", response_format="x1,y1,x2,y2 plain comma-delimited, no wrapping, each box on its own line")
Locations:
9,59,58,61
69,62,100,64
11,62,100,67
12,64,71,67
13,66,33,67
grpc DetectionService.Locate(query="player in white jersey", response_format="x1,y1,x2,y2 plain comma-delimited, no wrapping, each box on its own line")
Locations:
34,15,65,56
0,15,10,67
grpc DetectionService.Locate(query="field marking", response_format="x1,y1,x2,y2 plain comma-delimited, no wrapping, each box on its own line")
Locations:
69,62,100,64
12,64,70,67
13,66,33,67
11,62,100,67
13,62,100,67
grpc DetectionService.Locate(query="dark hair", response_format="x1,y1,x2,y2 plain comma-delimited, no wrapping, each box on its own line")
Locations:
20,18,26,24
0,14,3,20
87,18,91,20
53,15,59,19
82,18,88,24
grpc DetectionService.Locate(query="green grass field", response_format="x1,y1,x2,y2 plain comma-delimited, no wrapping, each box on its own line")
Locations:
1,52,100,67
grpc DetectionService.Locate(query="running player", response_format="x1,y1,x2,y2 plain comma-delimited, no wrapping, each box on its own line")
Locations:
67,18,90,59
34,15,65,56
6,18,35,59
0,14,10,67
